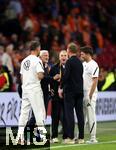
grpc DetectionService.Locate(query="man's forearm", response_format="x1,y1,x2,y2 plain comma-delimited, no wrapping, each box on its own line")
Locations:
89,78,98,99
38,72,44,80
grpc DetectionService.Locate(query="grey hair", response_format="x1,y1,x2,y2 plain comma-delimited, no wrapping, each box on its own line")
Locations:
40,50,49,56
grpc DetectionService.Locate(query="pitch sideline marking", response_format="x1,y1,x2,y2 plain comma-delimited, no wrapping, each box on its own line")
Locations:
51,140,116,149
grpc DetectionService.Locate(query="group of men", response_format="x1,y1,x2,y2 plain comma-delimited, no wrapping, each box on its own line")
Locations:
17,40,99,145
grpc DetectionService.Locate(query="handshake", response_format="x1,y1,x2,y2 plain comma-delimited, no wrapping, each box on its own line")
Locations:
50,87,63,98
53,74,61,82
58,87,63,99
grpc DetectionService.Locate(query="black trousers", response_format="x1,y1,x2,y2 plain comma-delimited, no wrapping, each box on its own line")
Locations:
51,97,66,139
64,92,84,139
43,93,49,113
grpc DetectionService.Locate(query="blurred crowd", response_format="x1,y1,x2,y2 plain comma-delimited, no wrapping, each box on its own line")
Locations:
0,0,116,92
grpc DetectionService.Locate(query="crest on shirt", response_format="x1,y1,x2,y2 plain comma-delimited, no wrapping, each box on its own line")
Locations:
23,60,30,71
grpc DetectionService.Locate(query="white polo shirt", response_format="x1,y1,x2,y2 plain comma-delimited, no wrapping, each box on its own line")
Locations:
20,55,44,91
83,59,99,92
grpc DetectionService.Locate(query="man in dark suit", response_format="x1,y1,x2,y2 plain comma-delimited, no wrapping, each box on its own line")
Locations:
61,43,84,144
49,50,68,143
40,50,50,112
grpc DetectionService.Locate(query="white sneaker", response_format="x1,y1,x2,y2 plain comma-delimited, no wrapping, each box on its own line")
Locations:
63,138,75,144
51,138,59,143
86,139,98,144
77,139,85,144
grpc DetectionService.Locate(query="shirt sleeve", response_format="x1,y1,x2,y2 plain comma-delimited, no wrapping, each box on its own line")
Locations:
92,63,99,78
36,61,44,73
20,62,23,75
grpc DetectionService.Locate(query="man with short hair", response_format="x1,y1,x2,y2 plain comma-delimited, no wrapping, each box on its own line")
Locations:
62,43,84,144
24,50,50,144
50,50,68,143
17,41,47,144
2,44,14,74
80,46,99,144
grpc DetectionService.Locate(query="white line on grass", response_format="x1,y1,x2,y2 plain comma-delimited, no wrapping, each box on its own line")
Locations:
51,140,116,149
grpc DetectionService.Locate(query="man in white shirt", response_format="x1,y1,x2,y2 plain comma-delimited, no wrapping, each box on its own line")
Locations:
2,44,14,74
17,41,47,144
80,46,99,144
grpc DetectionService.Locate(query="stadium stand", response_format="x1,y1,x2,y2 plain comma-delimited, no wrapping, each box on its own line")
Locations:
0,0,115,91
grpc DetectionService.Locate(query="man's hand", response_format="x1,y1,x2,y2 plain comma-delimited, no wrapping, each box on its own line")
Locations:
58,87,63,98
86,94,91,106
38,72,44,80
89,93,92,100
53,74,61,81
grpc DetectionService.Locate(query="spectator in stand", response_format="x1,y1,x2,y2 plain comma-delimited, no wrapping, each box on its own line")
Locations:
98,67,107,91
10,33,19,49
0,59,13,92
98,67,116,91
2,44,14,75
95,27,104,49
8,0,23,17
0,45,4,60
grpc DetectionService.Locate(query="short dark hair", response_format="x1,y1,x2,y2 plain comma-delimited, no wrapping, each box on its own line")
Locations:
29,41,41,51
80,46,93,56
68,42,78,53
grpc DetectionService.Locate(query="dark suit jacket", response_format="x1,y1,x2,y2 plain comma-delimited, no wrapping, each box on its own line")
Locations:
62,56,83,94
49,62,65,98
